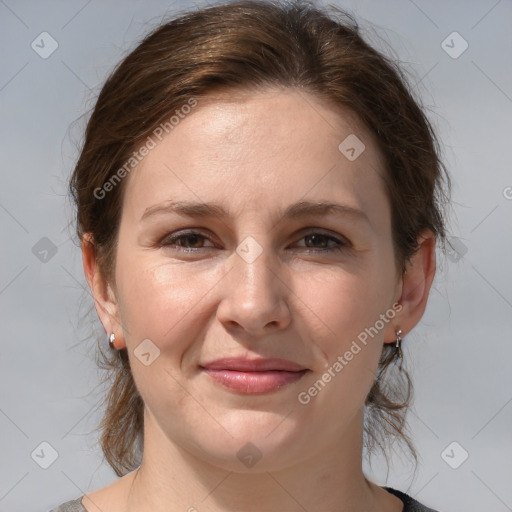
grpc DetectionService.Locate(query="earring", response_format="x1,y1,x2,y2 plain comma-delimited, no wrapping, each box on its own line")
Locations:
108,332,116,349
395,329,403,361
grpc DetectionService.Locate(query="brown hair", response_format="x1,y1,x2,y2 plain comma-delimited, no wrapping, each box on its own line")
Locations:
69,0,450,476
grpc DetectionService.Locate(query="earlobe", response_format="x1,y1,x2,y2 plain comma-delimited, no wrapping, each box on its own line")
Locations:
81,233,126,349
390,229,437,339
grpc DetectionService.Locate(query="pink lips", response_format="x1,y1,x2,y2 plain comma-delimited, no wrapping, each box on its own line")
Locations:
201,358,309,394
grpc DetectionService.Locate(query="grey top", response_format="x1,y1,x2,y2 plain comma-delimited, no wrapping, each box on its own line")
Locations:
48,497,86,512
48,487,439,511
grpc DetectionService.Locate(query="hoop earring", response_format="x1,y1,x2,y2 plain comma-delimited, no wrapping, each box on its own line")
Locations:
395,329,403,361
108,332,116,350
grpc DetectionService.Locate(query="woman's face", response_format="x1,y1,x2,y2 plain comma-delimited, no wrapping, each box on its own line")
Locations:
101,88,405,471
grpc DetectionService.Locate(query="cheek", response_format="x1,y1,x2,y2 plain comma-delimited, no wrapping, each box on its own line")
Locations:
115,253,216,345
296,259,396,406
114,255,214,413
301,264,394,348
295,270,390,418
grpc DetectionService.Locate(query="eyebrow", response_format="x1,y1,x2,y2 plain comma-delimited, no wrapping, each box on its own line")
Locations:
141,199,370,225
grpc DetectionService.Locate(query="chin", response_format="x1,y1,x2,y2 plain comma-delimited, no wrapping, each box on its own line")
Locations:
178,411,308,473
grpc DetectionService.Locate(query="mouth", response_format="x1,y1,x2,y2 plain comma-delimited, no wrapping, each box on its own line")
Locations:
200,358,310,394
201,368,310,394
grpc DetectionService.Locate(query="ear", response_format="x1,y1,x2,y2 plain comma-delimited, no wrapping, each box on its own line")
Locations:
82,233,127,349
384,229,437,344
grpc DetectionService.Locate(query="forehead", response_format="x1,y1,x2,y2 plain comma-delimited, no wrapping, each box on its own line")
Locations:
121,87,388,224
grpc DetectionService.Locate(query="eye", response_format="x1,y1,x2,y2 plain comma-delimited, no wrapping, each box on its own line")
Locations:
159,229,349,254
291,231,349,253
160,231,214,252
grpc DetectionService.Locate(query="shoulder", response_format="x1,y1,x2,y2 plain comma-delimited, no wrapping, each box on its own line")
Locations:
48,496,87,512
385,487,440,512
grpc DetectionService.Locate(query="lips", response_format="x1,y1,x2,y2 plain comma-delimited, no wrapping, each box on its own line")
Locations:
200,358,309,394
201,357,307,372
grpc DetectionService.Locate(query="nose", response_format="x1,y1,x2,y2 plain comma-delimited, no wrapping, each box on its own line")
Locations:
216,238,292,337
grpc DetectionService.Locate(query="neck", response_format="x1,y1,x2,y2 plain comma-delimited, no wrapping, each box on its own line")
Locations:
124,407,399,512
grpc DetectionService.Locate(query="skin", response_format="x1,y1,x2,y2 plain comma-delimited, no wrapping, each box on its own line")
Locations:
82,87,436,512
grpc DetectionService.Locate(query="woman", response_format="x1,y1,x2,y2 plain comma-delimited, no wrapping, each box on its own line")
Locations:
50,0,449,510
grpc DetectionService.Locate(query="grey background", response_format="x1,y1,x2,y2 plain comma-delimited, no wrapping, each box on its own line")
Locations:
1,0,511,511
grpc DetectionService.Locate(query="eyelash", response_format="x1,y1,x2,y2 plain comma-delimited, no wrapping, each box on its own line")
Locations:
159,230,350,254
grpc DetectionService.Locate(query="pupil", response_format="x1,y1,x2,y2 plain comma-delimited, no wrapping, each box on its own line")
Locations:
307,234,326,248
185,235,202,247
